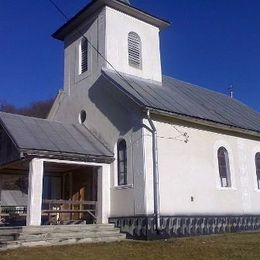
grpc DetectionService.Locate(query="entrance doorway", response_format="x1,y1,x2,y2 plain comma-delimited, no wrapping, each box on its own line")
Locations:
42,162,98,225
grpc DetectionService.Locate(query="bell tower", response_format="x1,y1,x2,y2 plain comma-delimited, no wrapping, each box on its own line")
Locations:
52,0,169,94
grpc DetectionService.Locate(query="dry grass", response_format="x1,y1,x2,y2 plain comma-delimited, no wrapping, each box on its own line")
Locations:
1,232,260,260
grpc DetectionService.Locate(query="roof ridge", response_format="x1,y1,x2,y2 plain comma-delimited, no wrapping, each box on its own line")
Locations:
0,111,90,126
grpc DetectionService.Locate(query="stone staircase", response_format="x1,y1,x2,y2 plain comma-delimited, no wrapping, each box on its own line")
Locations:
0,224,126,250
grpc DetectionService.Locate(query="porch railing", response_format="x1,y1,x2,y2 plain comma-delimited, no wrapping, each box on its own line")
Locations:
0,200,98,225
42,200,97,224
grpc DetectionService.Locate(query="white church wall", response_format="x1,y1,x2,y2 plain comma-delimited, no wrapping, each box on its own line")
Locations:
142,127,155,215
51,71,147,219
50,6,149,219
143,116,260,216
105,6,162,83
61,8,107,97
49,3,166,219
110,127,146,217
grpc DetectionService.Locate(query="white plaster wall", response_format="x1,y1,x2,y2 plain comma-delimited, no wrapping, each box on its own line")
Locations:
143,117,260,216
143,126,155,215
61,9,106,97
52,29,147,218
52,79,147,218
109,126,146,217
105,7,162,83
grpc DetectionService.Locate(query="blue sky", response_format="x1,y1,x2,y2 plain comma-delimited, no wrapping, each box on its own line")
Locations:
0,0,259,111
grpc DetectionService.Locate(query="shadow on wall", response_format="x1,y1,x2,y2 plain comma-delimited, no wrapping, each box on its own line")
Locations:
88,75,143,137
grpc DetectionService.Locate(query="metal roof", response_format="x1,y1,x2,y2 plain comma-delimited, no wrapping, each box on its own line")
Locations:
0,112,113,162
52,0,170,41
1,190,28,207
102,68,260,134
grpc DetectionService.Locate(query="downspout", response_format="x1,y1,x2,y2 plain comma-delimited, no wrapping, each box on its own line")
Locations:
146,110,161,231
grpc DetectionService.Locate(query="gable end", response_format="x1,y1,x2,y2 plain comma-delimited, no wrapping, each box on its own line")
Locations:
0,125,20,166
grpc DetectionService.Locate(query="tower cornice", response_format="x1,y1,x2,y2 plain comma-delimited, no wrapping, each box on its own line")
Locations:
52,0,170,41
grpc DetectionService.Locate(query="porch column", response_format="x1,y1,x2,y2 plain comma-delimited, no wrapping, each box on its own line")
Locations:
26,158,44,226
97,164,110,224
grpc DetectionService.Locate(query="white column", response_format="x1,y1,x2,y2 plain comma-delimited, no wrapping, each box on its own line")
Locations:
97,164,111,224
26,158,44,226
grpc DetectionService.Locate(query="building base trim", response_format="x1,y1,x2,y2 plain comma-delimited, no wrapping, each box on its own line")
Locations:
109,215,260,240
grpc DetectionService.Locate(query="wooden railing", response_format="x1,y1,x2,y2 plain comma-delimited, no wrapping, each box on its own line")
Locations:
41,200,97,224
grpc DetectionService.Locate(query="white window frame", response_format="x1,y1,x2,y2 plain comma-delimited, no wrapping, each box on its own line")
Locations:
112,139,133,190
117,139,127,186
213,141,236,191
217,147,232,188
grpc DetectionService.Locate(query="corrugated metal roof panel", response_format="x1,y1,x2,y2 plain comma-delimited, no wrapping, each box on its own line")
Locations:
102,69,260,133
0,112,113,160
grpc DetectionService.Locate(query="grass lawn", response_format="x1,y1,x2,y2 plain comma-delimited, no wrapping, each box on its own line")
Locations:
1,232,260,260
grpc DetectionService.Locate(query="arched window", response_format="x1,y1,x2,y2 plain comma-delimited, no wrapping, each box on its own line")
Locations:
255,153,260,189
128,32,142,69
80,38,88,74
117,139,127,186
217,147,231,187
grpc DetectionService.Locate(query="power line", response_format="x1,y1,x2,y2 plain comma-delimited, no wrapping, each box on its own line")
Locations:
47,0,151,107
48,0,190,143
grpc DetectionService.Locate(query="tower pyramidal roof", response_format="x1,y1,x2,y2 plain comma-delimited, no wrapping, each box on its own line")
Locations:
53,0,170,41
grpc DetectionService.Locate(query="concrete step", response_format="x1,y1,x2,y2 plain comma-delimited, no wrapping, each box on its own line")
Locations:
0,233,126,250
0,235,17,241
18,230,121,241
0,225,126,250
21,224,116,234
0,227,22,235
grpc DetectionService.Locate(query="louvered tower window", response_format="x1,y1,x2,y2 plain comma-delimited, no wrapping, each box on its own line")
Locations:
255,153,260,189
80,38,88,74
217,147,232,187
128,32,142,69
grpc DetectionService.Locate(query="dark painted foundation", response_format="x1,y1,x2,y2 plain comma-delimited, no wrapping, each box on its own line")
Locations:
109,215,260,240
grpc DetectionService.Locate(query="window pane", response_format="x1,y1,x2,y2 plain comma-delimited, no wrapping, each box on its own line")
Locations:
218,147,231,187
117,140,127,186
221,177,227,187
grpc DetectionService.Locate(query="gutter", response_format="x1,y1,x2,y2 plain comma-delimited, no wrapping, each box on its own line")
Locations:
148,107,260,140
146,110,161,231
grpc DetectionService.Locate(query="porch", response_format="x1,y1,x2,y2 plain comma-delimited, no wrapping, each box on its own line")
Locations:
0,158,110,227
0,112,114,227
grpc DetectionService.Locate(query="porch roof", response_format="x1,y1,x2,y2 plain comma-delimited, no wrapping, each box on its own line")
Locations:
0,112,113,164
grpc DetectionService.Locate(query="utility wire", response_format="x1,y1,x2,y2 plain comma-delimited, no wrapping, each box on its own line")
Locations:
48,0,151,107
48,0,190,143
48,0,175,112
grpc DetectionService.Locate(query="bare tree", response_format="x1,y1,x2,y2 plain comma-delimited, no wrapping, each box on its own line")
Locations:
0,98,54,119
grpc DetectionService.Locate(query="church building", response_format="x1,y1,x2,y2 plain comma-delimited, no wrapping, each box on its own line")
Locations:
0,0,260,240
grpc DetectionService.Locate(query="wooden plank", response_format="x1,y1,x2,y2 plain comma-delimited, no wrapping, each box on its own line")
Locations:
42,210,95,213
42,200,97,205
